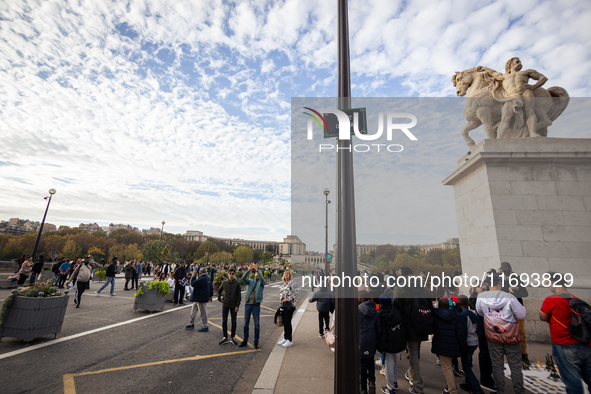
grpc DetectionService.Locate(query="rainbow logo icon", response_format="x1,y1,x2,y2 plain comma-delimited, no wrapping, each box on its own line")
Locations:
302,107,328,132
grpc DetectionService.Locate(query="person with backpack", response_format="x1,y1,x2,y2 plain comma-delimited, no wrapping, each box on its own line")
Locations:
476,273,526,394
377,292,406,394
442,282,463,377
499,262,530,365
51,258,64,285
30,255,44,284
393,266,432,394
540,273,591,394
66,257,93,308
309,285,335,338
457,295,485,394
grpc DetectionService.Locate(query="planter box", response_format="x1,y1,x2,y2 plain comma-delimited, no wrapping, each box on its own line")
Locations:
270,275,277,282
92,273,104,282
165,292,175,303
0,279,18,289
134,288,166,312
0,293,69,342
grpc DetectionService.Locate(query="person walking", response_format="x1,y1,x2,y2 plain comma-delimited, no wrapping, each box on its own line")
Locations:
57,259,71,288
173,261,187,306
185,267,213,332
51,258,64,286
377,292,406,394
457,295,485,394
217,267,241,345
133,259,143,290
277,271,298,348
95,257,118,296
540,273,591,394
124,261,135,290
358,290,380,394
309,286,335,338
66,257,93,308
239,263,266,349
432,297,461,394
476,273,526,394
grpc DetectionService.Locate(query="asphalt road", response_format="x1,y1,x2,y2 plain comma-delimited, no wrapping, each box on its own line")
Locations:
0,275,306,394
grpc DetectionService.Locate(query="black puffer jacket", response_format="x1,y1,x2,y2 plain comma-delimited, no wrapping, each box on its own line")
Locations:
359,301,380,359
377,302,407,354
309,288,334,313
431,308,461,358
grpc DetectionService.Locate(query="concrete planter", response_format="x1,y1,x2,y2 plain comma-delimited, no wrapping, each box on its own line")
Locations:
134,288,166,312
92,272,104,282
0,279,18,289
0,293,69,342
270,274,277,282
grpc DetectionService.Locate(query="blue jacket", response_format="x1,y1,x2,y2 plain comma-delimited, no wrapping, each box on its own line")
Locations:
309,288,335,313
243,269,266,304
359,301,380,359
431,308,461,358
190,274,213,303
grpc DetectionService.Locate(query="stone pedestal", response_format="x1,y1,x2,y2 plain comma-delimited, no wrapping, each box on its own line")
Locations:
443,138,591,341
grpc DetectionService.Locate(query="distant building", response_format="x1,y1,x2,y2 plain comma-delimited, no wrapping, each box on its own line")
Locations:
183,231,306,256
79,223,101,233
355,238,459,257
142,227,161,235
0,218,56,235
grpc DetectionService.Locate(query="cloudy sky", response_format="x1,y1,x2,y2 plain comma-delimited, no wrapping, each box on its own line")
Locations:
1,0,589,251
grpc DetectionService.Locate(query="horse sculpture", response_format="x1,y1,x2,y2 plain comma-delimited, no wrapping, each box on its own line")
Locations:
452,67,569,150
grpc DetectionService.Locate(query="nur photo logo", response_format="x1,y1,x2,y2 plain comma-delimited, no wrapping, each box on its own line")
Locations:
302,107,418,152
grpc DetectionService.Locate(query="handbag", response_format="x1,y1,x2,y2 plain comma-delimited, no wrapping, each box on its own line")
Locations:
324,323,336,351
274,307,284,327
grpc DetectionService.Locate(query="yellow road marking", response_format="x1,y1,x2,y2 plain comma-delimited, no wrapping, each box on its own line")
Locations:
260,305,277,312
207,321,255,349
209,315,274,319
63,349,258,394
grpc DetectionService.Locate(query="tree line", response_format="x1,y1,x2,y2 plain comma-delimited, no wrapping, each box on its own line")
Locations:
0,228,274,265
360,244,462,275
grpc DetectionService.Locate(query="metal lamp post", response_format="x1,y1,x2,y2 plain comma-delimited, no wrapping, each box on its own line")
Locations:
31,188,56,261
160,221,165,239
324,188,331,276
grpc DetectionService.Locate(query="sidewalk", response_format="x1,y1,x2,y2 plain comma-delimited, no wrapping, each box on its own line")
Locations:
253,288,562,394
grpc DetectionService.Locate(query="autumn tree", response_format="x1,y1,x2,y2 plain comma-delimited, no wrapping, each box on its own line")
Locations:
234,245,253,264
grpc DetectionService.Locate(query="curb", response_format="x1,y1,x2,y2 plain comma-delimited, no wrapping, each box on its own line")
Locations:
252,291,311,394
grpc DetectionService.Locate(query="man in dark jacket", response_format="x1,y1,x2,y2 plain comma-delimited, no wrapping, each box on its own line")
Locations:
378,293,406,394
30,255,44,284
217,268,241,345
457,296,485,394
432,297,461,394
309,286,335,337
393,267,429,394
95,257,118,296
185,267,213,332
359,290,380,394
173,261,187,306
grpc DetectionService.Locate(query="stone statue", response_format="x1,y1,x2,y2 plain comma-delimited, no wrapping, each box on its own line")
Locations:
452,57,569,150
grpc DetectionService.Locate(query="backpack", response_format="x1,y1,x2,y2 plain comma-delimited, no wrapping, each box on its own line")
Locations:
410,297,434,334
556,294,591,345
52,262,61,274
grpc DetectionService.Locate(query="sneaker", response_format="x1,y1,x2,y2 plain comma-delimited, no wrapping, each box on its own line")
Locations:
380,366,386,375
282,340,294,348
277,338,287,346
75,304,79,308
405,371,411,384
229,337,238,345
319,334,324,338
179,302,185,305
219,337,228,345
94,291,100,296
254,342,259,349
197,327,209,332
443,386,450,394
436,356,441,365
459,383,475,393
408,388,421,394
452,365,464,377
185,324,195,330
375,359,383,366
381,387,395,394
110,293,116,296
238,340,248,347
480,384,497,393
173,303,178,307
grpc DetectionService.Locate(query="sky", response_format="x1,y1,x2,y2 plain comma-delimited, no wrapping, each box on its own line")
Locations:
1,0,590,252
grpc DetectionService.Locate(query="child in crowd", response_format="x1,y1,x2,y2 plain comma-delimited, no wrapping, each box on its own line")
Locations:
457,295,484,394
358,290,380,394
308,286,335,338
377,292,406,394
432,297,461,394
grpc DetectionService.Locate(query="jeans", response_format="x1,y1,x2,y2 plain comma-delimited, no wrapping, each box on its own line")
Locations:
552,343,591,394
461,345,484,394
222,306,237,338
488,341,524,394
97,276,116,294
407,341,424,392
243,303,261,344
318,311,330,335
384,352,398,390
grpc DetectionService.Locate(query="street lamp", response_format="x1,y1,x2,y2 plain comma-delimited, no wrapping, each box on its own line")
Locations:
324,188,331,276
31,188,56,261
160,220,165,239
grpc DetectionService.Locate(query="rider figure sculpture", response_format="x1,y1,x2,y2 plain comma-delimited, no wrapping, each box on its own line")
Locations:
478,57,548,138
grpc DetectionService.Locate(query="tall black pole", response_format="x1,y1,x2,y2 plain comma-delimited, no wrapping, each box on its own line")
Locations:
206,238,211,265
31,190,55,261
325,191,330,275
335,0,358,393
